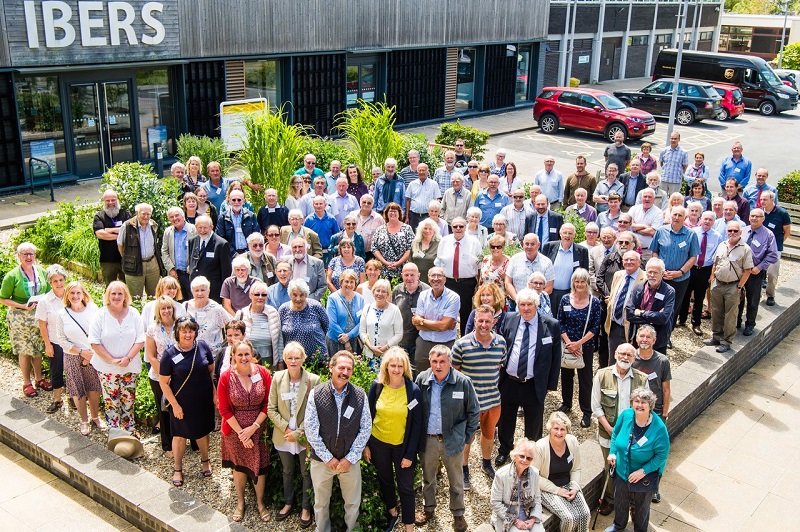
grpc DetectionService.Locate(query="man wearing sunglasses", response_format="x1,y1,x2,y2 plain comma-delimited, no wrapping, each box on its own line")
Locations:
215,190,259,257
453,138,472,169
293,153,325,182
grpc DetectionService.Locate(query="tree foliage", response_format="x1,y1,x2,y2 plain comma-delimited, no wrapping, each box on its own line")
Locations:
335,100,403,177
777,42,800,69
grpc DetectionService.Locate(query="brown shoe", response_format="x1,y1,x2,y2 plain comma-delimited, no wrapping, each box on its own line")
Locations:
598,500,614,516
415,510,434,526
453,515,468,532
692,325,703,336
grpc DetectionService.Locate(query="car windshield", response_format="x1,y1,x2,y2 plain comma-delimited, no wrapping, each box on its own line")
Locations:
761,68,783,87
596,94,627,110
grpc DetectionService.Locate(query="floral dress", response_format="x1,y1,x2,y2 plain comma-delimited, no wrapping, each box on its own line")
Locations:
279,300,329,360
328,256,366,290
480,255,510,295
371,224,414,278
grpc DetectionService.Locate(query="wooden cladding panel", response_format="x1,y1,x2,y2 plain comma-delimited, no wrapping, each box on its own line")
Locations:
445,48,458,117
225,60,246,101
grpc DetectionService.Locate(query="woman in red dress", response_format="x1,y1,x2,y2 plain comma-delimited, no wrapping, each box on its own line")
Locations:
218,340,272,523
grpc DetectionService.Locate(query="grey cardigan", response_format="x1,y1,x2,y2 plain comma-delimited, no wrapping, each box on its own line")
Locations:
532,434,582,494
490,462,544,532
415,367,480,457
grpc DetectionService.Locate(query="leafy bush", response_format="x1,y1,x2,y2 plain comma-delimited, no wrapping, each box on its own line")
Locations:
396,133,444,171
777,170,800,204
299,136,355,175
336,100,403,179
777,42,800,70
134,368,158,424
101,162,181,239
237,104,308,208
0,245,18,356
435,120,491,160
176,134,231,176
561,208,588,243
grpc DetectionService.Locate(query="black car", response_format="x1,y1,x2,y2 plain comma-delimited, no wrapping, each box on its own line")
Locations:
614,79,721,125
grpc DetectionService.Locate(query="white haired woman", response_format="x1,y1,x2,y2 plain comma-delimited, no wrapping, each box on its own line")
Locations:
235,280,284,368
36,264,68,413
410,218,441,277
185,276,233,350
0,242,52,397
490,437,545,532
466,207,488,247
533,411,590,532
279,278,329,361
427,200,449,236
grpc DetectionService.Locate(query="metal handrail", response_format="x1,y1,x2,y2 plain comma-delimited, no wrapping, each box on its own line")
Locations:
28,157,55,202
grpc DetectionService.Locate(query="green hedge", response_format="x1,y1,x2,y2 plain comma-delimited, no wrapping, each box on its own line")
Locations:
435,120,491,160
778,170,800,205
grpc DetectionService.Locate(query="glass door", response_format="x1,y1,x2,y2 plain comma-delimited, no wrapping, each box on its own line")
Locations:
69,81,134,177
516,44,533,103
346,55,379,107
456,47,476,112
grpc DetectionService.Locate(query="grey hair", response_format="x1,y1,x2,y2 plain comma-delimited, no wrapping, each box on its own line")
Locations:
231,255,251,271
428,344,452,361
630,387,657,410
247,232,265,245
45,264,68,281
287,278,310,296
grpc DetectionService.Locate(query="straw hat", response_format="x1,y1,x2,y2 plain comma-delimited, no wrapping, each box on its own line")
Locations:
107,428,144,459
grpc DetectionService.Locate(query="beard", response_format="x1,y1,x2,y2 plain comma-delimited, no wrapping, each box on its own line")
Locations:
103,205,120,218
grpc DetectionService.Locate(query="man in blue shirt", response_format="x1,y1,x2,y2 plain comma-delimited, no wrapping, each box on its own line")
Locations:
474,175,509,229
161,207,197,300
412,267,460,373
304,197,339,267
737,209,778,335
374,158,406,214
718,141,752,189
678,211,723,336
743,167,778,209
267,260,292,310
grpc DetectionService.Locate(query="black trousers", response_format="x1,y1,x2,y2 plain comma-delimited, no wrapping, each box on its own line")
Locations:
408,212,428,231
560,344,594,415
665,278,690,326
149,378,172,452
445,277,478,336
177,271,191,302
550,288,569,312
612,473,654,532
369,436,416,525
597,302,610,368
608,322,627,360
738,270,766,327
498,375,544,456
679,265,712,325
49,343,65,390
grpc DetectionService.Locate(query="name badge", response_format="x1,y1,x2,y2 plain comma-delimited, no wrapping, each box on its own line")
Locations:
172,354,184,364
250,372,262,383
415,251,425,258
408,398,418,410
495,202,503,207
452,391,464,400
678,241,686,248
563,305,572,312
304,276,311,283
216,187,222,194
113,221,122,227
753,239,761,248
343,405,355,419
567,454,574,463
268,208,275,213
281,392,296,401
648,372,658,381
196,311,206,318
654,292,665,301
260,322,267,329
550,228,557,233
266,272,274,278
636,435,648,446
573,261,580,267
767,222,776,229
542,336,553,345
735,168,741,173
206,252,215,258
410,307,417,315
306,243,311,250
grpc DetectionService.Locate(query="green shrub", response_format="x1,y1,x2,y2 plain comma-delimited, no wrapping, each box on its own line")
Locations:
237,104,308,207
561,208,588,243
299,136,355,175
134,368,158,424
777,170,800,204
435,120,491,160
0,245,18,356
100,162,181,239
396,133,444,171
176,134,231,176
336,100,403,180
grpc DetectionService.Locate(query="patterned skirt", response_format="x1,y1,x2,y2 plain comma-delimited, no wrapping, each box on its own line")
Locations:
7,307,44,358
63,352,102,398
221,407,269,480
540,490,591,532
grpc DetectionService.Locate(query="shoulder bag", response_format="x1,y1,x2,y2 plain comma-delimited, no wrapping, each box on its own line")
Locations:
561,301,591,370
160,342,198,412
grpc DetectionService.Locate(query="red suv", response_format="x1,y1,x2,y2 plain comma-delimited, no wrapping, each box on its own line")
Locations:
534,87,656,142
712,83,745,121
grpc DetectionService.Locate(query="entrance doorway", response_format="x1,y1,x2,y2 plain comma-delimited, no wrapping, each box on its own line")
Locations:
599,38,622,82
68,81,134,177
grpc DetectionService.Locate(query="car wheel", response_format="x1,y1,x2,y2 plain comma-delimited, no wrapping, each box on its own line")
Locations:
605,124,627,143
676,108,695,126
538,114,559,134
716,108,729,121
759,100,776,116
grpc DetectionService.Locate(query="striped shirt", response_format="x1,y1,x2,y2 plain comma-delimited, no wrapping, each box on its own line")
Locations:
405,178,442,214
451,332,506,411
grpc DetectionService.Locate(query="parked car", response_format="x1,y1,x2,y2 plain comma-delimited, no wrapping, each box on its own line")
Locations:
773,69,800,92
613,78,721,125
533,87,656,142
712,83,745,121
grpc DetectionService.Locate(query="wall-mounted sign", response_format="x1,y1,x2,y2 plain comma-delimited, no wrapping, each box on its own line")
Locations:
578,55,590,64
220,99,268,152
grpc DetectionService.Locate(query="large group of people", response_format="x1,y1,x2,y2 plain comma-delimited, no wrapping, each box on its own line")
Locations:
0,140,790,532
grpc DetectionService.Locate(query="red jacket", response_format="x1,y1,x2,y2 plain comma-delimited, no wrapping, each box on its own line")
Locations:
217,365,271,436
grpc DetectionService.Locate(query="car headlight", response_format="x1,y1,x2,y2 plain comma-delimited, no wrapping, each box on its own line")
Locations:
778,93,790,99
629,117,644,123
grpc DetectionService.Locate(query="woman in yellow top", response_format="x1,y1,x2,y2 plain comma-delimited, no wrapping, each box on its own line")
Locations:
365,348,423,532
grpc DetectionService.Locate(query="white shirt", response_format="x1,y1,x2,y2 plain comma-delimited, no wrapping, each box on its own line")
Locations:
434,234,482,279
507,316,539,379
628,204,664,248
88,307,145,375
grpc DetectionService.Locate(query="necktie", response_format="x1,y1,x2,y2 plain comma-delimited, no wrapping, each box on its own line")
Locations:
604,248,611,256
537,216,544,242
756,187,763,208
614,275,632,322
453,241,460,280
747,229,755,246
698,231,708,267
199,239,207,255
518,321,530,379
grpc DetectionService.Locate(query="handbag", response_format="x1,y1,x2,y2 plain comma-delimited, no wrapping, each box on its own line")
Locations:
160,343,197,412
561,300,592,370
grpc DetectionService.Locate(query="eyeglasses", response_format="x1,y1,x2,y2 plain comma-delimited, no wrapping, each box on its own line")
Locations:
176,316,197,324
229,198,243,202
517,455,534,462
728,229,740,233
345,222,357,226
618,241,632,245
306,161,316,165
512,195,524,199
479,170,489,173
618,220,631,225
250,243,264,248
251,293,268,297
497,154,506,158
267,233,280,237
20,252,36,257
490,245,504,249
303,178,312,183
455,144,464,147
585,230,599,234
452,225,465,229
468,165,478,169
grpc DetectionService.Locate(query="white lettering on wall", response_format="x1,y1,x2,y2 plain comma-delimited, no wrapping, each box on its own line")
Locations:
23,1,165,48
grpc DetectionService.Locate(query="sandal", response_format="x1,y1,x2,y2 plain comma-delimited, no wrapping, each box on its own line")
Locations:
36,379,53,391
201,459,213,477
172,469,184,487
79,421,91,436
231,505,246,522
23,384,38,397
92,417,108,430
259,507,271,522
46,401,63,414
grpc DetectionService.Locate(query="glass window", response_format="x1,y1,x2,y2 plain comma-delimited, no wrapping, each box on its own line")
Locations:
244,60,281,104
137,69,177,160
628,35,649,46
346,58,378,107
516,44,533,103
456,47,477,112
16,75,67,178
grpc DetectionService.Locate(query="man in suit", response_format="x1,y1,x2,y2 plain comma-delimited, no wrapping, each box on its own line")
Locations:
495,289,561,467
256,188,289,232
524,194,563,247
625,258,675,353
542,223,590,309
161,207,197,301
605,250,646,363
281,209,323,259
188,215,232,302
619,157,647,211
289,237,326,300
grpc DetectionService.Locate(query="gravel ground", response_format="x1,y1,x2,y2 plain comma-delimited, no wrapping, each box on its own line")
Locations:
2,219,797,530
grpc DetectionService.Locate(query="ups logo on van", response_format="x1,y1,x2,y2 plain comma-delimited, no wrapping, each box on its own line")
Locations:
724,69,735,80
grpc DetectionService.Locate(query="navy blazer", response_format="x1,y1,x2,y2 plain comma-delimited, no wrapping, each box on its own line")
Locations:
499,312,561,404
216,209,260,255
625,280,675,351
541,241,590,273
524,211,564,243
619,172,648,206
188,233,232,302
367,378,423,462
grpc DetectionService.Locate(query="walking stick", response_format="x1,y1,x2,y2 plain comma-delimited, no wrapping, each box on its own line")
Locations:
591,464,614,530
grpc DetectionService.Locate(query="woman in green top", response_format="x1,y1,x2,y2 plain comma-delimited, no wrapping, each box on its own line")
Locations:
0,242,52,398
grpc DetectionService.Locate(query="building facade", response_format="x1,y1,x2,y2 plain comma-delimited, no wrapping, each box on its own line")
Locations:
0,0,550,192
719,13,800,61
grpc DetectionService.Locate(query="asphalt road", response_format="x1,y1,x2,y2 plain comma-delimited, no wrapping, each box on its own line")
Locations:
487,105,800,195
